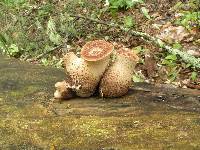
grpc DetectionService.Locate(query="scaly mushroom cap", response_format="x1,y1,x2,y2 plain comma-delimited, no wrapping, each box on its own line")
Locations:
81,40,114,61
117,48,139,62
54,80,74,99
99,48,139,98
63,45,112,97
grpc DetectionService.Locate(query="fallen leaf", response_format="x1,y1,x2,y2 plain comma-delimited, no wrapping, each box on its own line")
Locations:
157,25,190,43
144,52,157,78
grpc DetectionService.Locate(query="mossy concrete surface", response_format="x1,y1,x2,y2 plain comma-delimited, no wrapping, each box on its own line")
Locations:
0,55,200,149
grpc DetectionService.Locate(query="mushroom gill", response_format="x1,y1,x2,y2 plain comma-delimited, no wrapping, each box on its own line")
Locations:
63,40,114,97
99,48,139,98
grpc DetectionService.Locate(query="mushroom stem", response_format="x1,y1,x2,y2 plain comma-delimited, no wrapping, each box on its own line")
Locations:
63,52,111,97
99,48,139,98
54,80,74,99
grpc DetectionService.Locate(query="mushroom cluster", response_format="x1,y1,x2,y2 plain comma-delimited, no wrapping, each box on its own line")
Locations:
54,40,139,99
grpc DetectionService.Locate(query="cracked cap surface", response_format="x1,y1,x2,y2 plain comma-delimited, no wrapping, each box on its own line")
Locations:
81,40,114,61
117,48,139,62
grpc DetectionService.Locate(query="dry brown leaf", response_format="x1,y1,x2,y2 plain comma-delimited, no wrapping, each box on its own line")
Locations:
157,25,190,43
144,52,157,78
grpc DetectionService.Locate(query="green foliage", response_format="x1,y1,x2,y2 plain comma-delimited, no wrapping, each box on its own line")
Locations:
37,3,54,18
123,16,135,28
162,54,179,81
172,42,182,49
172,0,199,11
41,56,62,68
0,0,146,62
0,0,108,65
108,0,143,12
140,7,151,19
1,0,27,7
0,34,7,53
167,67,180,81
162,43,182,82
132,73,144,82
157,39,164,48
162,54,177,67
175,11,200,29
190,71,197,81
0,0,81,61
7,44,20,57
173,0,199,29
47,17,62,45
133,46,147,54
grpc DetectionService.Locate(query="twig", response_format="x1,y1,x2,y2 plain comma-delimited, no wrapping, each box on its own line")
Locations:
70,14,114,27
69,14,200,69
186,83,200,90
35,44,63,60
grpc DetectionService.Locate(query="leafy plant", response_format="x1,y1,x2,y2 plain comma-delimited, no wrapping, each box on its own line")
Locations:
172,42,182,49
175,11,200,29
124,16,135,28
41,56,62,68
132,73,144,82
47,17,62,45
1,0,27,7
162,54,179,81
140,7,151,19
173,0,199,29
190,71,197,81
168,67,180,81
0,34,7,53
162,54,177,67
133,46,147,54
7,44,21,57
108,0,143,12
0,33,22,57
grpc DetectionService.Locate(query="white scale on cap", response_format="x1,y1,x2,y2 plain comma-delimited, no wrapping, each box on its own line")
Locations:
88,47,103,56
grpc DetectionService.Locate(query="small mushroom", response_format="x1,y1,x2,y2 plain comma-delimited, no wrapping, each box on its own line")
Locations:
54,80,74,99
63,40,114,97
99,48,139,98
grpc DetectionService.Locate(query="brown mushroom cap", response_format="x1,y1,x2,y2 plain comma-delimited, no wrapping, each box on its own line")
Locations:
81,40,114,61
117,48,139,62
